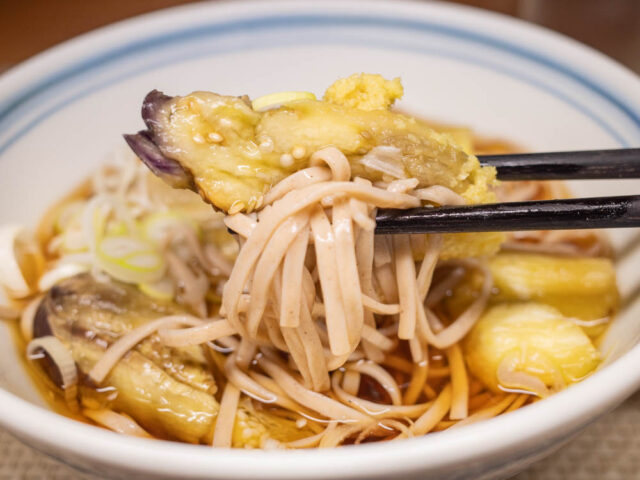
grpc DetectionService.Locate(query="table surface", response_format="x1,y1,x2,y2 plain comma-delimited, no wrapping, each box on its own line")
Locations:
0,0,639,479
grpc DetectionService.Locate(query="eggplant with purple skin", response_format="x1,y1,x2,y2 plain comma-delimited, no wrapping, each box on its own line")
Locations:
124,90,282,213
124,75,506,257
32,274,313,446
124,77,498,214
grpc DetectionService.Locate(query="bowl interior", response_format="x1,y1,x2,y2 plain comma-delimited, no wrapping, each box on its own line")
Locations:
0,1,640,478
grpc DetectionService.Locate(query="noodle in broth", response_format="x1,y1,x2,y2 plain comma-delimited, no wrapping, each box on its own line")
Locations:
0,98,616,448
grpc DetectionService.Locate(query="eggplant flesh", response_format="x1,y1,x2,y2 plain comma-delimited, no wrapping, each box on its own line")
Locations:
124,89,497,214
34,274,312,445
35,274,218,442
124,86,506,258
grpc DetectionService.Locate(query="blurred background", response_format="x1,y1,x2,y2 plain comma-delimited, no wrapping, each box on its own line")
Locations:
0,0,639,75
0,1,639,479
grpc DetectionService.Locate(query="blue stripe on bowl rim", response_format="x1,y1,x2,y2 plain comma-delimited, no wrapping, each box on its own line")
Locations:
0,13,639,155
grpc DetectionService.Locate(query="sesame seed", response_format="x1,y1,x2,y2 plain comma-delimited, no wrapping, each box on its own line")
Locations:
208,132,223,143
259,138,274,153
292,146,306,159
192,133,205,144
280,153,294,167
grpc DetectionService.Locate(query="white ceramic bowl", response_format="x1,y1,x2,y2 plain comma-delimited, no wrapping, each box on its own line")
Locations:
1,1,640,479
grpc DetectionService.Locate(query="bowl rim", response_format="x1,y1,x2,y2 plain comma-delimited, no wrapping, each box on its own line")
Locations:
1,1,640,478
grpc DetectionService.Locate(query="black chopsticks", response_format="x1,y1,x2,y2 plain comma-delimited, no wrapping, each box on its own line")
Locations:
375,195,640,234
376,148,640,235
479,148,640,180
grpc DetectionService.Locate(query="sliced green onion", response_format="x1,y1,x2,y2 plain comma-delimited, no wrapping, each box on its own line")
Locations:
142,211,199,246
139,276,175,301
38,263,89,291
96,235,166,284
251,91,316,111
106,219,129,237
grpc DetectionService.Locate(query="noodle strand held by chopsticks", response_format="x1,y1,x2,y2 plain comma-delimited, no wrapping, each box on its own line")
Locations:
417,234,443,301
247,211,309,337
297,293,331,391
310,206,351,356
264,167,332,205
310,147,352,182
373,236,399,303
280,226,310,328
332,199,365,349
394,235,418,340
349,185,376,231
262,308,289,352
281,321,315,390
414,185,465,206
222,180,419,336
223,213,256,239
353,203,385,362
213,383,241,447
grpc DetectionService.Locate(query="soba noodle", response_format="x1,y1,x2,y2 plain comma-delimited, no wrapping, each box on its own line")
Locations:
0,126,614,449
64,148,520,442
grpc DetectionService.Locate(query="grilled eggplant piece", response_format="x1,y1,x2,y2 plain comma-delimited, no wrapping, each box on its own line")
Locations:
124,85,497,214
34,274,312,445
126,90,289,213
35,274,218,442
124,77,504,258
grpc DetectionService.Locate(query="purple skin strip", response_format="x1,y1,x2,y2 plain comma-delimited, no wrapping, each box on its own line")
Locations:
122,131,193,189
123,90,195,190
141,89,172,132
